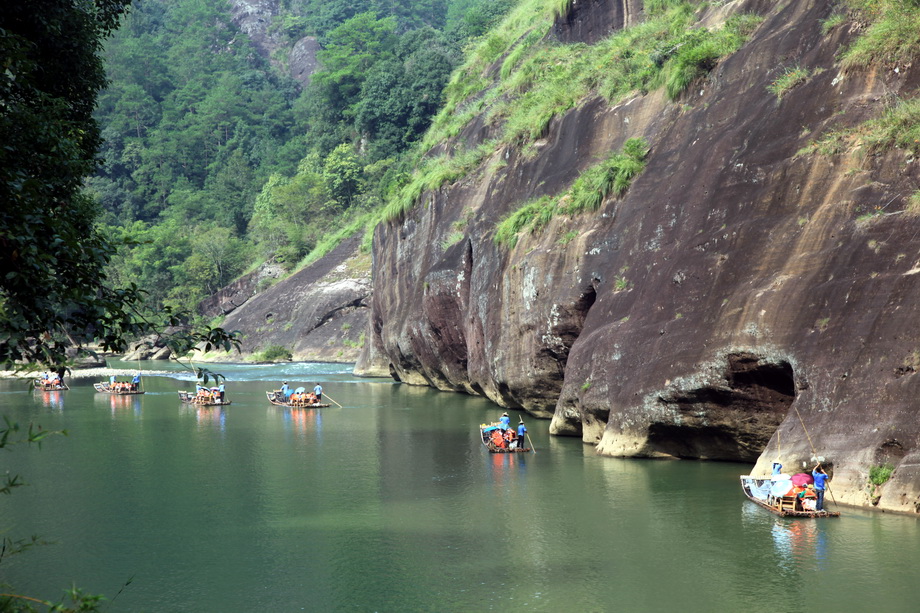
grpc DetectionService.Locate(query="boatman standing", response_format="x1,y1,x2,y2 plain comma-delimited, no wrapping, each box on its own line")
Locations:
281,381,290,399
313,383,323,402
132,372,141,391
812,464,830,511
518,420,527,449
499,412,510,430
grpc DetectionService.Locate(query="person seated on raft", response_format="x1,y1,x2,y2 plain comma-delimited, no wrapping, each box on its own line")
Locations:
490,429,506,449
290,387,307,405
499,412,511,430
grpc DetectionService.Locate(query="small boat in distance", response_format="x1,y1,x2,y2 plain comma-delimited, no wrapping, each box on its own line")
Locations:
480,422,530,453
740,475,840,518
33,377,69,391
266,389,329,408
94,382,145,395
178,390,231,406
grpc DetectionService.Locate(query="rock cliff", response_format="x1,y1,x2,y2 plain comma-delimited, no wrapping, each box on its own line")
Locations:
229,0,320,87
356,0,920,513
218,235,371,363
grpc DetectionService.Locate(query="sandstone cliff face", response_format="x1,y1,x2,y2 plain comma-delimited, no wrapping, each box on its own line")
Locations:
220,236,371,363
199,261,285,319
357,0,920,513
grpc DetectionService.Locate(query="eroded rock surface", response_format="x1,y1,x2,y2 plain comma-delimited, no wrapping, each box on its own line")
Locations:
220,235,371,363
357,0,920,513
199,261,285,319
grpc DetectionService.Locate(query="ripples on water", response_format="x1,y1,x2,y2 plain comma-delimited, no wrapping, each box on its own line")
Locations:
105,359,359,383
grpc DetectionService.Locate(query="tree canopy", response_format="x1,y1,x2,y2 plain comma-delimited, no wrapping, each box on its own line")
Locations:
0,0,242,370
1,0,137,368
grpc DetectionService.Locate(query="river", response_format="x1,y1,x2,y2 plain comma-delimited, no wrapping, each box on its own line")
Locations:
1,362,918,611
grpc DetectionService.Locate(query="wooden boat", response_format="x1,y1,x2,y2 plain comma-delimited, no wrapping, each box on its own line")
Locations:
178,390,231,406
93,382,145,395
480,422,530,453
740,475,840,517
33,379,69,391
265,390,329,408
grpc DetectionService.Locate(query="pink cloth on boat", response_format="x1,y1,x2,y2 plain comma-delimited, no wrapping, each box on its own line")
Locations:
791,472,814,487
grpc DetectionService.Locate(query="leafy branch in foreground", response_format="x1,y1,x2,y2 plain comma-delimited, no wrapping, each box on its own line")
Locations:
0,584,105,612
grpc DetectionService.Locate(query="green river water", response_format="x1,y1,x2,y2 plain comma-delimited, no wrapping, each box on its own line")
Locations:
1,361,918,612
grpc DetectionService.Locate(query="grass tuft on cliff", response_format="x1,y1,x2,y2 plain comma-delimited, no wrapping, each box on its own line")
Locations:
427,1,762,155
377,1,763,227
840,0,920,68
495,138,650,249
799,96,920,159
869,463,895,486
863,96,920,155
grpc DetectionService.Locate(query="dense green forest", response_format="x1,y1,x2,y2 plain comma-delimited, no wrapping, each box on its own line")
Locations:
93,0,515,316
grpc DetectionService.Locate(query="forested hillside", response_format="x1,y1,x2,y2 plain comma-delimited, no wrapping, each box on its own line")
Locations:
92,0,513,316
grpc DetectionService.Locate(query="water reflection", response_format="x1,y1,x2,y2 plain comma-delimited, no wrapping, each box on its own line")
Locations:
95,392,142,416
283,407,322,438
37,390,64,411
195,406,226,431
772,519,828,571
488,450,527,486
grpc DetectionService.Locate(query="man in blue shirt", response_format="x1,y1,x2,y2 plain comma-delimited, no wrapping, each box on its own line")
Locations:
499,412,510,430
517,420,527,449
132,372,140,391
812,464,830,511
313,383,323,401
280,381,290,399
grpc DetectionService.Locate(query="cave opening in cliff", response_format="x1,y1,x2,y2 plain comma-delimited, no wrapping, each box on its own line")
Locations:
574,284,597,321
647,354,796,462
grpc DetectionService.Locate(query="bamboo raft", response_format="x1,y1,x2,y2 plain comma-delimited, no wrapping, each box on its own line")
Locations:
266,390,329,408
33,379,69,391
480,423,530,453
93,382,145,395
178,390,232,406
740,475,840,518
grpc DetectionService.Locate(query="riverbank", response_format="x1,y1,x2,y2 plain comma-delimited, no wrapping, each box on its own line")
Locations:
0,367,142,380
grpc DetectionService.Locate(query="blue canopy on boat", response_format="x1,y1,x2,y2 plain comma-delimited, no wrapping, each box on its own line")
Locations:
748,480,772,501
770,477,793,498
